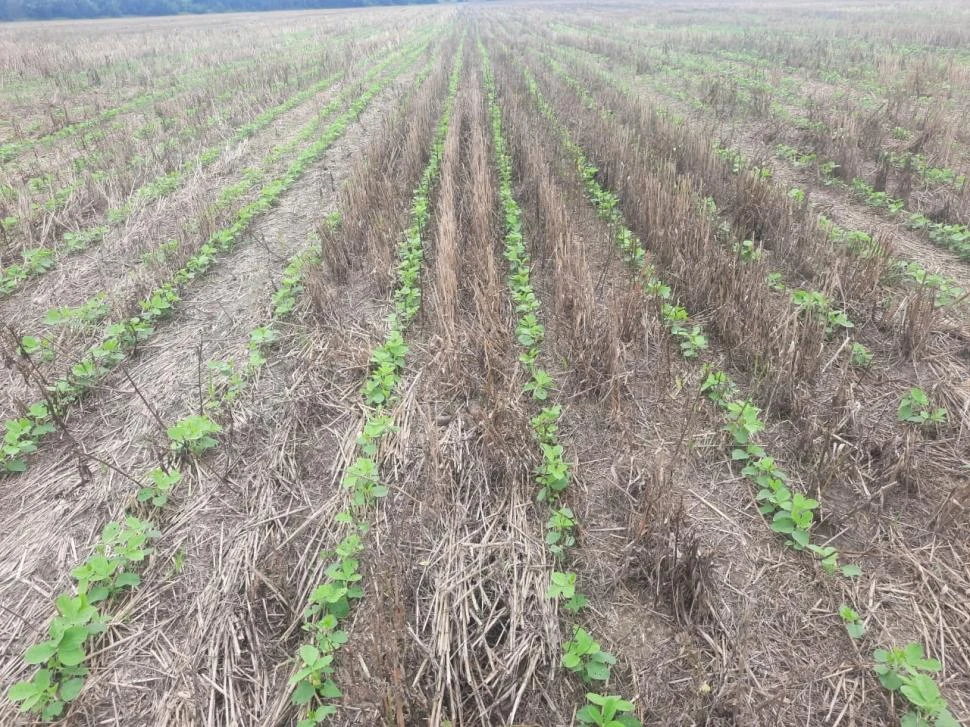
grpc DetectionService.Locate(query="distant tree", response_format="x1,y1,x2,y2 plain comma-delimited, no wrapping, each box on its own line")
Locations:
0,0,434,21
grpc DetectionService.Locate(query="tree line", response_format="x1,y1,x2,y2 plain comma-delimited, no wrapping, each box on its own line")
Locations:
1,0,442,21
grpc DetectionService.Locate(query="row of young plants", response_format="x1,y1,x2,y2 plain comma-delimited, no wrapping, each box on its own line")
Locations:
1,23,324,107
0,30,409,298
707,145,967,309
287,45,462,726
0,66,336,294
544,28,970,251
539,41,967,311
534,51,866,364
0,24,395,248
552,22,968,199
517,50,959,727
561,29,970,254
6,71,395,716
0,41,429,477
0,30,339,166
772,143,970,261
482,44,641,727
5,212,334,722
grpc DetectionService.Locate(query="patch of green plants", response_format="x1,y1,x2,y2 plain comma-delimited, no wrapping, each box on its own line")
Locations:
167,414,221,456
732,237,763,262
886,150,966,191
520,62,707,364
44,293,110,328
562,626,616,683
2,407,55,473
817,215,964,306
897,388,947,427
790,288,854,335
838,604,865,639
578,693,641,727
0,41,378,302
273,247,322,317
850,178,906,214
546,570,589,614
8,516,158,719
700,369,859,576
0,45,425,477
873,644,958,727
851,342,873,368
545,506,577,559
907,214,970,261
0,246,56,295
137,467,182,508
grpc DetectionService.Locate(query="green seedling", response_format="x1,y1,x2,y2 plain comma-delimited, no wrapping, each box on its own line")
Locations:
546,570,588,613
341,457,387,507
167,414,221,455
578,693,641,727
524,369,554,401
701,369,739,405
536,442,570,502
531,405,561,443
874,644,957,727
897,388,947,426
71,517,156,602
137,467,181,508
732,238,762,262
765,272,786,292
545,507,577,559
290,644,340,707
851,343,873,368
723,400,765,445
839,605,865,639
562,626,616,683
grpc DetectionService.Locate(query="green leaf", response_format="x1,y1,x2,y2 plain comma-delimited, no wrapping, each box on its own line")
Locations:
8,680,41,701
59,677,85,702
290,679,316,706
298,644,320,665
24,641,57,665
841,564,862,578
586,660,611,681
900,674,940,708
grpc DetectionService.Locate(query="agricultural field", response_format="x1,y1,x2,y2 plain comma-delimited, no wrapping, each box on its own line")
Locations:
1,0,969,725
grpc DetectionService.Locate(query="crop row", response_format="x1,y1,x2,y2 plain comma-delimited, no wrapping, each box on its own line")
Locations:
6,211,333,725
546,28,969,223
6,35,445,720
555,17,969,170
482,43,642,727
13,34,432,334
288,43,462,726
0,23,393,244
0,39,429,475
515,46,957,727
542,42,967,310
0,63,352,297
774,143,970,260
0,27,363,166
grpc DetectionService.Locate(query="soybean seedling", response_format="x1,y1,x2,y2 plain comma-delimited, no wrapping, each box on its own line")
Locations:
897,388,947,427
167,414,221,456
578,693,642,727
562,626,616,683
